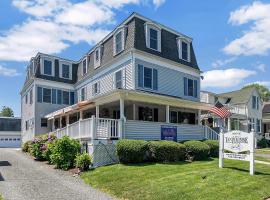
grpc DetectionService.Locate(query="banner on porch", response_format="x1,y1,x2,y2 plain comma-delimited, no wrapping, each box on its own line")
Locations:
219,130,255,175
161,125,177,142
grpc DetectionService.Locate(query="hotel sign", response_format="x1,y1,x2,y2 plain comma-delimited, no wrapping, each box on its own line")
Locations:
219,130,255,175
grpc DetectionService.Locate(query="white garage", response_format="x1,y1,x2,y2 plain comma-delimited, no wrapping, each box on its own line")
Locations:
0,117,21,148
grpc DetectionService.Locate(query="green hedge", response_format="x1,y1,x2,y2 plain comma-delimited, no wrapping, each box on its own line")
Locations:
116,139,149,163
148,141,186,162
203,140,219,157
50,136,81,170
184,140,210,160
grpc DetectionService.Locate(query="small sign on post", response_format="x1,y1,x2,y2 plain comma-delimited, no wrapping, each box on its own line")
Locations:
219,129,255,175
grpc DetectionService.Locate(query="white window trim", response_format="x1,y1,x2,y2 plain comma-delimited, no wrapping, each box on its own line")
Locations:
113,27,126,56
114,70,123,89
82,57,88,76
59,61,72,80
177,37,192,62
93,81,100,95
94,47,101,69
144,22,161,52
42,87,52,104
80,87,86,101
41,57,55,77
139,66,156,91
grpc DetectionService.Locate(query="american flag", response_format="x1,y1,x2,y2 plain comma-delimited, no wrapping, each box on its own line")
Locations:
209,101,231,119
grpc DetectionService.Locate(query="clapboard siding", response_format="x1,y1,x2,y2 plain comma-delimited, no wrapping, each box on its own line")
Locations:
125,120,204,141
134,58,200,102
77,60,134,101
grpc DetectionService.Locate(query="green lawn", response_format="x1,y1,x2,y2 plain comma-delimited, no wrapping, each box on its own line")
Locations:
81,159,270,200
256,148,270,155
256,156,270,163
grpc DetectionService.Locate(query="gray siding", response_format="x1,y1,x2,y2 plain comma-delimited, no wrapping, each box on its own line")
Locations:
135,58,200,102
125,120,204,141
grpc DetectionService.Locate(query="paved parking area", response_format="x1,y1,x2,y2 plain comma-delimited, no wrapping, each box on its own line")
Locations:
0,148,114,200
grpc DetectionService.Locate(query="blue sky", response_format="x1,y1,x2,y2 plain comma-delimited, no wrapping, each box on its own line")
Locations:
0,0,270,116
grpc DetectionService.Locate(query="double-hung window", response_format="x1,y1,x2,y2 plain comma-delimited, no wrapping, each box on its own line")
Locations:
145,23,161,52
94,47,101,68
61,63,71,79
114,29,124,55
138,65,158,90
43,59,53,76
30,89,33,104
82,58,87,75
93,82,100,95
57,90,62,104
252,96,257,109
43,88,51,103
177,37,191,62
115,70,122,89
184,77,198,98
81,88,86,101
25,94,28,104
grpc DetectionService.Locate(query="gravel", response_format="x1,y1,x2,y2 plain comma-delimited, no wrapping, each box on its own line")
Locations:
0,148,114,200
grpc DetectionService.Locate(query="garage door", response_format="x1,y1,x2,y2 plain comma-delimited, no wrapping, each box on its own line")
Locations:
0,136,21,148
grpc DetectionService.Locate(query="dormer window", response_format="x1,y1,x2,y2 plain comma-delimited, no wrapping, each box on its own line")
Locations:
60,61,72,79
145,23,161,52
82,58,87,75
94,47,101,69
41,57,54,76
113,28,125,55
177,37,192,62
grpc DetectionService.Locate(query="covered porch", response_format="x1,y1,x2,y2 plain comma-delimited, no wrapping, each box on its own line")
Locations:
46,90,217,141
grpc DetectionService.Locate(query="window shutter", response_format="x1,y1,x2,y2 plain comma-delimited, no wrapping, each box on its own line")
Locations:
153,69,158,90
184,77,188,96
52,89,56,104
138,64,143,87
57,90,62,104
194,80,198,98
37,87,42,102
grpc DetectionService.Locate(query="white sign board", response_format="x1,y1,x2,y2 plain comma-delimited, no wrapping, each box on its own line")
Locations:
219,130,255,175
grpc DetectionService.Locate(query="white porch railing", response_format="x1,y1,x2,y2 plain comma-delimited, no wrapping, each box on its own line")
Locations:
55,116,122,140
204,125,219,140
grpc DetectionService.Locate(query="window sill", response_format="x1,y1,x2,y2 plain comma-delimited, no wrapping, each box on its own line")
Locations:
113,49,124,57
147,46,161,52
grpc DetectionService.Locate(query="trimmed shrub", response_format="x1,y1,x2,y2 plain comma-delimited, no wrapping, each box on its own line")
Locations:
30,142,45,160
22,140,32,152
257,138,269,148
116,139,149,163
148,141,186,162
75,153,92,171
203,140,219,157
50,136,81,170
184,140,210,161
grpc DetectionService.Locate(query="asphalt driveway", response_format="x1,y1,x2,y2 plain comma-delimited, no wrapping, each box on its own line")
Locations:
0,148,114,200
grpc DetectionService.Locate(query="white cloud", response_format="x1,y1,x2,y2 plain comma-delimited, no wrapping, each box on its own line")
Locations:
223,1,270,56
256,63,266,72
211,57,236,68
152,0,166,8
2,0,166,62
0,65,20,77
201,68,256,89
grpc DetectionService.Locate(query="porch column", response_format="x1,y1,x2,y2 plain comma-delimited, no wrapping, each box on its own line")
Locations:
198,110,202,125
120,97,125,119
66,115,70,125
52,118,55,131
228,117,231,131
60,116,62,128
96,105,99,118
79,110,83,120
166,105,170,123
133,104,136,120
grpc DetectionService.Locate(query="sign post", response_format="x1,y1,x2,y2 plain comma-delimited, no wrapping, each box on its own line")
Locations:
219,129,255,175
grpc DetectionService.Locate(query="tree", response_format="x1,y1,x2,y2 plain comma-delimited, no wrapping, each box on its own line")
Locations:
0,106,14,117
243,84,270,101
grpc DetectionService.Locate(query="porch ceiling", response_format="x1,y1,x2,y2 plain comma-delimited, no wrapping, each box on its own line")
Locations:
45,89,212,119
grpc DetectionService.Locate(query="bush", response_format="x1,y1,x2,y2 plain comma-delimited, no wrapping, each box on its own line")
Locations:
50,136,81,170
75,153,92,171
184,140,210,161
203,140,219,157
148,141,186,162
116,139,149,163
30,142,45,160
257,138,269,148
22,140,32,152
42,141,56,163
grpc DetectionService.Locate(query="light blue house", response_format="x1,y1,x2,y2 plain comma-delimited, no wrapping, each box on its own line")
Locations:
21,13,216,165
